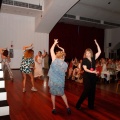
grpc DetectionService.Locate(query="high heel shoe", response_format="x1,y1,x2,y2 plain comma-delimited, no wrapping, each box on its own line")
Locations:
52,109,57,114
67,108,71,114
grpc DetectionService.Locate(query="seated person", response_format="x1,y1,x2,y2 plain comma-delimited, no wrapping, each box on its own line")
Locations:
67,59,74,79
72,57,79,70
96,60,102,77
100,58,110,83
72,60,83,81
115,60,120,80
107,59,116,75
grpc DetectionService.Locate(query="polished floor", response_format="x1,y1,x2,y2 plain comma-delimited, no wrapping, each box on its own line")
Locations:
5,69,120,120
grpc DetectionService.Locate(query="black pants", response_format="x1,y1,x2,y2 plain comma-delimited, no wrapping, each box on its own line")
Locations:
76,75,96,109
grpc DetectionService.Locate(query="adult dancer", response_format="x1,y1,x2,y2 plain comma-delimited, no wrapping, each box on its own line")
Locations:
76,39,101,110
0,48,13,80
20,44,37,92
34,50,46,79
48,39,71,114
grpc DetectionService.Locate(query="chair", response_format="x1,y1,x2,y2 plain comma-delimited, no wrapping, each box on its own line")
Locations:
116,80,120,92
116,71,120,92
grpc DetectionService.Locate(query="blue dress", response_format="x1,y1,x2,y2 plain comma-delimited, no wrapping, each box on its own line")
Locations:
48,58,68,96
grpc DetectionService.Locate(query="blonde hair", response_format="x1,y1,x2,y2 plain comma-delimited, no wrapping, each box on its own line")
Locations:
83,48,93,58
24,49,34,58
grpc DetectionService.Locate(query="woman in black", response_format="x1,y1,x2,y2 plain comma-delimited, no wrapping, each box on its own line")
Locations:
76,40,101,110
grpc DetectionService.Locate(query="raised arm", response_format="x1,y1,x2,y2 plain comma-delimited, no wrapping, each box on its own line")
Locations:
0,48,3,54
42,50,47,58
57,44,64,52
50,39,58,62
0,48,7,54
94,39,101,60
23,44,33,50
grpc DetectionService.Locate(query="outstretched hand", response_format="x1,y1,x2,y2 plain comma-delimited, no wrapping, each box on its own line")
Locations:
57,44,60,47
94,39,97,44
54,39,58,44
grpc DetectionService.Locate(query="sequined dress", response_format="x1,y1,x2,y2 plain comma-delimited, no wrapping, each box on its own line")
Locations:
48,58,68,96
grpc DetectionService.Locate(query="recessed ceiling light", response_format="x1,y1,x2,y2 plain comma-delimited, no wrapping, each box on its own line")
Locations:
108,2,111,4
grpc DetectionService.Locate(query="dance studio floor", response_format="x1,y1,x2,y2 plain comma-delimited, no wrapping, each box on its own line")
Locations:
5,69,120,120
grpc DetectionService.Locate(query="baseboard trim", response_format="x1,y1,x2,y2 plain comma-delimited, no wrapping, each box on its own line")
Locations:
11,68,20,70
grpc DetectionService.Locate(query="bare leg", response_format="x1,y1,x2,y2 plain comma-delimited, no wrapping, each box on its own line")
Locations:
28,73,37,91
61,94,69,108
51,94,57,114
22,73,26,92
51,95,56,109
61,94,71,114
28,72,34,87
22,73,26,88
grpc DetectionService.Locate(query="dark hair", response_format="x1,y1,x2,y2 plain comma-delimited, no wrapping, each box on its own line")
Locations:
54,46,62,55
39,51,42,54
3,49,8,57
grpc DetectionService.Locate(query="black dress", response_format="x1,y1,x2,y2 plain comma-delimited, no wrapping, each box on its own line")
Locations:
76,56,97,109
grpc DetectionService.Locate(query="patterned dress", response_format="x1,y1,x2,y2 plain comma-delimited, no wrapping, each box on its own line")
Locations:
2,58,13,79
20,56,34,74
48,58,68,96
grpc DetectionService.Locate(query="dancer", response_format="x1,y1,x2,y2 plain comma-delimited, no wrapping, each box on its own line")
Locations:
76,39,101,110
48,39,71,114
0,48,13,80
34,50,46,79
20,44,37,92
44,52,49,69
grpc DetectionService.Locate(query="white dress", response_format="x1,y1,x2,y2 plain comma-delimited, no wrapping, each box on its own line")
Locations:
101,64,110,81
34,56,43,78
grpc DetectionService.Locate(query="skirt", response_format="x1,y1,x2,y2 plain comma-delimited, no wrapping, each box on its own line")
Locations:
49,86,64,96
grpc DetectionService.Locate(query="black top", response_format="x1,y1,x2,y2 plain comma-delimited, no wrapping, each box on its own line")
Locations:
82,56,95,69
82,56,96,81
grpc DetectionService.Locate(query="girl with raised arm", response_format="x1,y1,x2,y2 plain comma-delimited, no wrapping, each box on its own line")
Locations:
76,39,101,110
48,39,71,114
20,44,37,92
34,50,47,79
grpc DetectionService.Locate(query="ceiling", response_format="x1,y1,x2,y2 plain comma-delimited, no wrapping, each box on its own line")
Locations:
1,0,42,17
1,0,120,29
59,0,120,29
1,4,42,17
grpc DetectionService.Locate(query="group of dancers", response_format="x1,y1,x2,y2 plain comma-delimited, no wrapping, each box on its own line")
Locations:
0,44,46,92
48,39,101,114
20,44,47,92
0,39,101,114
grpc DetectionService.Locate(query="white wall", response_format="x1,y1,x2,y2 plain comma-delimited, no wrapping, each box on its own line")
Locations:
35,0,79,33
0,13,49,68
104,28,120,58
111,28,120,49
14,0,43,5
104,29,112,58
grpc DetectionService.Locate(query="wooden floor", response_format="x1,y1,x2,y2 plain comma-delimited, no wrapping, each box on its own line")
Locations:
5,69,120,120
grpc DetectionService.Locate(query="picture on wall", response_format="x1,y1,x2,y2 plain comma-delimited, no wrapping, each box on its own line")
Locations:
9,49,14,58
